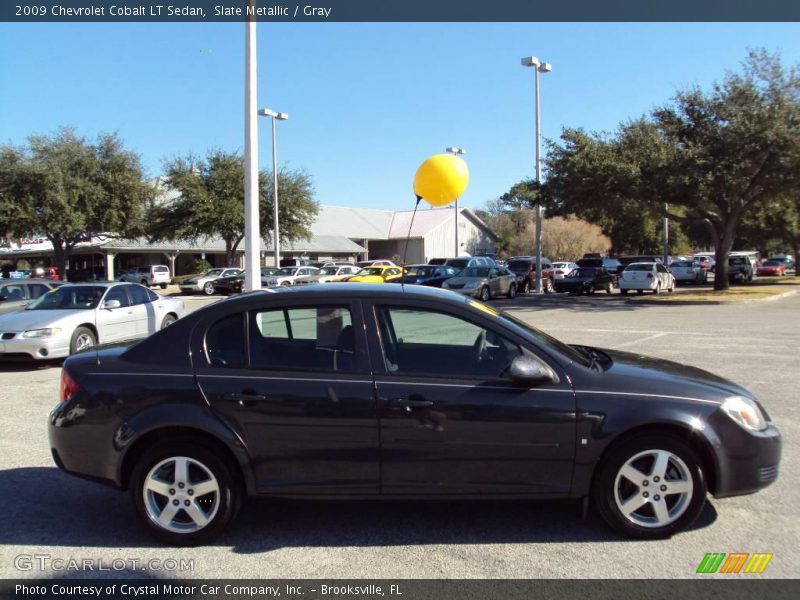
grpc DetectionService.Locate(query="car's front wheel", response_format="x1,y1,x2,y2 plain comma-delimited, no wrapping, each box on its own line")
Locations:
160,314,177,329
130,443,241,546
507,283,517,299
203,282,215,295
479,286,490,302
592,435,707,539
521,280,530,294
69,327,96,354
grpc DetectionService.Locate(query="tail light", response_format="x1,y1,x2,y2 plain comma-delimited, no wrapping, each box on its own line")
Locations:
60,369,80,404
150,272,155,280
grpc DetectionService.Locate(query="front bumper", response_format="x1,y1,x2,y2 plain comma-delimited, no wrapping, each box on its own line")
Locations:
0,332,71,360
178,283,202,293
708,412,782,498
444,286,481,298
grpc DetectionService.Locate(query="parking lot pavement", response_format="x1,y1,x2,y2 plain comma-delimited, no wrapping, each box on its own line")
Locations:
0,292,797,579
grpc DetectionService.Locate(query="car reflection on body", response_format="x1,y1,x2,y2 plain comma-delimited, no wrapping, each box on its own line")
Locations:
294,265,360,285
553,267,615,295
442,266,518,301
0,283,185,360
49,284,780,545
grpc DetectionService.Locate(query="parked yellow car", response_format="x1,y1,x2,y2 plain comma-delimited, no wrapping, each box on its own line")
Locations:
344,266,404,283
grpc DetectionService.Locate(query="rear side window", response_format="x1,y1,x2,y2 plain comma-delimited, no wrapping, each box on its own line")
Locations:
104,285,133,307
27,283,51,299
155,266,169,273
129,285,156,304
249,306,355,372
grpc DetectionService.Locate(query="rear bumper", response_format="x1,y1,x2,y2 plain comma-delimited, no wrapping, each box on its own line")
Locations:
618,279,657,290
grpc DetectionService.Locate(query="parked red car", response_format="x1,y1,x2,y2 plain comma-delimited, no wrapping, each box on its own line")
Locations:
756,260,786,277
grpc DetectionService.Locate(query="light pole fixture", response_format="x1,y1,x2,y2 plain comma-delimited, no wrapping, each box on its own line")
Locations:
258,108,289,269
521,56,552,293
243,0,260,292
445,147,466,257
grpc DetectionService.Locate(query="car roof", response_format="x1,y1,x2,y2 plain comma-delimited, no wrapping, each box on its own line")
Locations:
223,282,473,305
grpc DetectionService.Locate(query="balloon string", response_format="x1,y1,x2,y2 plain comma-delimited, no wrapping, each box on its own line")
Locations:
401,196,422,292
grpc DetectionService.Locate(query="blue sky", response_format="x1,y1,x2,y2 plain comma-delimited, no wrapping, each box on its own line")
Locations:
1,22,799,212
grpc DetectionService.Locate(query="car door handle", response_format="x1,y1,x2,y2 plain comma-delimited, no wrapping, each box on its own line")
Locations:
224,392,267,406
394,397,434,409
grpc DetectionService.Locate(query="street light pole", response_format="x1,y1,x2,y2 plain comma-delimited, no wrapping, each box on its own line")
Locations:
258,108,289,269
521,56,552,293
446,146,466,257
243,0,260,292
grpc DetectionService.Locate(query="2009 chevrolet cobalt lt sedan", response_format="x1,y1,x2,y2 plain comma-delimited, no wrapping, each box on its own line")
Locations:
49,284,781,545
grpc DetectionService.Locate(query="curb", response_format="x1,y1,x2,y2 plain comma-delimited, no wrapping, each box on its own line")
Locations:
625,288,798,306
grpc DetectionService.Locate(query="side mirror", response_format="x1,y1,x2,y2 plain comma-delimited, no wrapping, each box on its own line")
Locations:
103,299,121,310
508,355,556,386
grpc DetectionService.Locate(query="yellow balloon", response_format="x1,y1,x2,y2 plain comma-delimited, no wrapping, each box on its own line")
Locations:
413,153,469,207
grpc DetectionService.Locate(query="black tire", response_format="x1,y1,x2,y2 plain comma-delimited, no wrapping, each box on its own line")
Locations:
620,289,628,296
653,283,661,295
141,279,149,287
69,326,97,355
592,434,707,539
281,281,291,287
479,286,490,302
636,290,643,295
203,282,215,295
130,442,242,546
522,280,531,294
587,285,595,295
507,283,517,299
605,282,613,294
161,314,177,329
544,279,554,294
160,283,167,289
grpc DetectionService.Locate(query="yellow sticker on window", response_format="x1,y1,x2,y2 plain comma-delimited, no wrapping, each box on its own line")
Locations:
468,300,499,316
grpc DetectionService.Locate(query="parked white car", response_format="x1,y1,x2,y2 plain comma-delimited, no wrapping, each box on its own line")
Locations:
551,261,579,279
179,268,243,295
263,266,320,287
669,259,707,284
119,265,171,289
294,265,360,285
0,283,185,361
618,262,675,295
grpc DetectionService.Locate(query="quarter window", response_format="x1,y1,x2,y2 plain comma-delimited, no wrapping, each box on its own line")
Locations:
26,284,51,299
205,314,246,368
376,307,522,379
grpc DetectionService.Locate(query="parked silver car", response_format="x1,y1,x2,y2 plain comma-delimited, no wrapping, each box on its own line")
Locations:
0,283,185,360
179,268,243,295
119,265,171,289
0,279,64,315
442,266,518,302
294,265,359,285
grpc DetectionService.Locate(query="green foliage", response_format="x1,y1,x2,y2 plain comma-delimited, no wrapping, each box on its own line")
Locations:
535,49,800,289
188,258,212,274
148,150,318,266
0,128,152,273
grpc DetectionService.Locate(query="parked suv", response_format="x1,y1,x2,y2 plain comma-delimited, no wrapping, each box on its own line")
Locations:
728,256,754,283
120,265,171,289
506,256,554,293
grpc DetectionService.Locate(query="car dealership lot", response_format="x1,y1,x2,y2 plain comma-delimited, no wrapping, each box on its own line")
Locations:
0,291,797,578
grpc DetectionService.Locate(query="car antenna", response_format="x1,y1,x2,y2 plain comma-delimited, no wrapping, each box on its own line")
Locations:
94,283,101,366
400,196,422,291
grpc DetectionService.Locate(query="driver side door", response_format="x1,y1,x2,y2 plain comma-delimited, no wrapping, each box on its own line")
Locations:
367,301,576,497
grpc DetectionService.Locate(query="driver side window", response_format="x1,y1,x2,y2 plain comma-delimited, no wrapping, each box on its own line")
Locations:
375,306,521,379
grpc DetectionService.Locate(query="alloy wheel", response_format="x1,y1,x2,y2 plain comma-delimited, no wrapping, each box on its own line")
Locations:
143,456,220,534
613,449,693,529
75,332,94,352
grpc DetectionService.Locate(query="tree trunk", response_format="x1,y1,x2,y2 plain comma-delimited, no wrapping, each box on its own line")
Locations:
791,241,799,276
225,240,236,268
713,221,737,291
51,240,68,282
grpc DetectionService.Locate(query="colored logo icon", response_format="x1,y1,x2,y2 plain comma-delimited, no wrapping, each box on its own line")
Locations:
696,553,773,574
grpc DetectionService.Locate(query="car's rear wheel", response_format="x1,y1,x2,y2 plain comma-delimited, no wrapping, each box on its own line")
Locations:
281,281,291,287
592,435,707,539
479,286,490,302
587,284,595,295
522,280,530,294
620,288,628,295
544,279,554,293
141,279,149,287
203,282,215,295
130,443,241,546
653,283,661,295
636,289,643,295
605,282,613,294
69,327,96,355
160,283,167,289
161,314,177,329
507,283,517,299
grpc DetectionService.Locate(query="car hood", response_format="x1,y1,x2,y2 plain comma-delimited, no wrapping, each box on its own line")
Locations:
0,309,85,332
445,276,487,286
585,347,752,404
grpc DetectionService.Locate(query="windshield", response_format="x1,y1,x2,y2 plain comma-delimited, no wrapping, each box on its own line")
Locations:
495,310,593,368
26,286,105,310
671,261,694,267
507,260,533,271
357,267,384,276
318,267,338,275
446,258,470,270
404,266,435,277
764,260,781,266
625,264,655,272
205,269,225,276
275,267,298,276
457,267,491,278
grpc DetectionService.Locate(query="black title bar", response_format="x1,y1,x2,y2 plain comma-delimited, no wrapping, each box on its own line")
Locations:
2,0,800,22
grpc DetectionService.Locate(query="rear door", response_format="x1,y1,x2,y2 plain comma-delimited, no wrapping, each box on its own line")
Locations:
193,298,380,495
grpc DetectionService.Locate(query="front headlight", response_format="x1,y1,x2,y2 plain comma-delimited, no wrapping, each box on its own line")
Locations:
721,396,767,432
22,328,61,338
465,281,479,289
